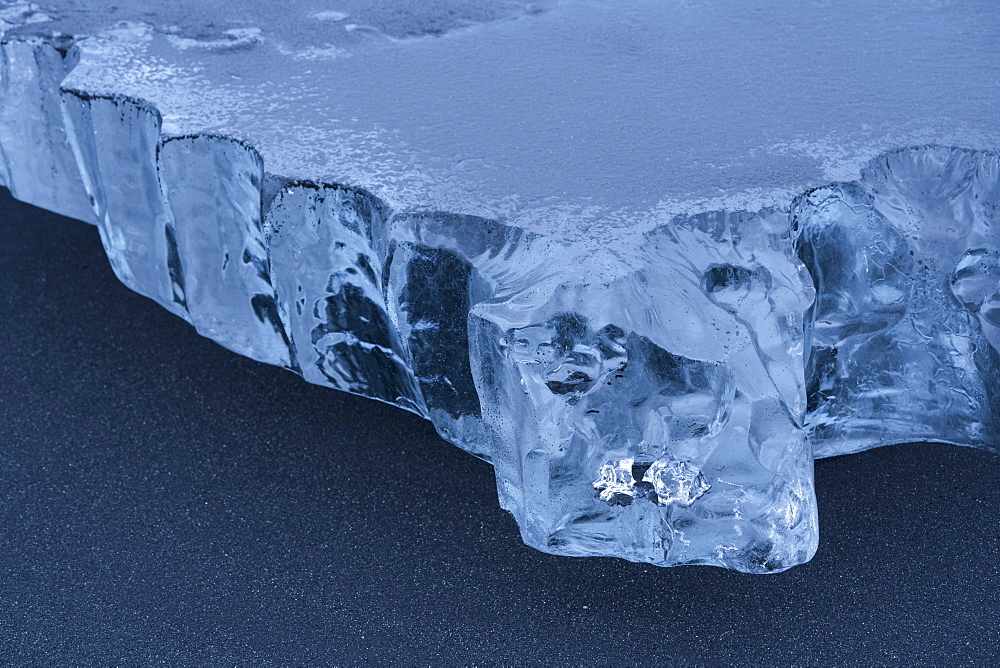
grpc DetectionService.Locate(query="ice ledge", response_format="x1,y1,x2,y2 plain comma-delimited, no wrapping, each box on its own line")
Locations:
1,35,997,573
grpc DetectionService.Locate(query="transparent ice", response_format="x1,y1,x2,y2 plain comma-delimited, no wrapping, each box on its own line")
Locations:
0,0,997,573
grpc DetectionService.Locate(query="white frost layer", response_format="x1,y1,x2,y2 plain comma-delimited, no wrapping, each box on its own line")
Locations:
7,0,996,238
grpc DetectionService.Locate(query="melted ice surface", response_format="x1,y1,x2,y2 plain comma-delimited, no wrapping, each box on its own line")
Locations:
11,0,1000,237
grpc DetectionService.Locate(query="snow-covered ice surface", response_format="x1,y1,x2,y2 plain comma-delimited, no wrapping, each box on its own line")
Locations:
0,0,997,572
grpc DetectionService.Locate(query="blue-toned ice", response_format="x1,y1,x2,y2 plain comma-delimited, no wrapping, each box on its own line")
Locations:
0,0,997,572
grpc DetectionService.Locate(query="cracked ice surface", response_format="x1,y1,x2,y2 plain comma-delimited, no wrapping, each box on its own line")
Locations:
0,0,997,572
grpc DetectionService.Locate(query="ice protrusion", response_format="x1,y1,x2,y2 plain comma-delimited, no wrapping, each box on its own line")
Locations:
794,146,1000,456
266,181,422,413
471,209,817,572
0,38,94,223
62,90,188,319
159,135,292,367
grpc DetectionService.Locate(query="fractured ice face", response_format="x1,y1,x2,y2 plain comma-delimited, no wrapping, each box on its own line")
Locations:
794,147,1000,456
468,210,817,571
0,1,997,574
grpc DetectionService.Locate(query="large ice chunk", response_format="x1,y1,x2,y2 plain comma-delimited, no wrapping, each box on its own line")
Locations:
0,0,997,573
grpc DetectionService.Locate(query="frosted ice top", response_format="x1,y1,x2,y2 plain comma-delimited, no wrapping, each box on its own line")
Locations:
8,0,1000,234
